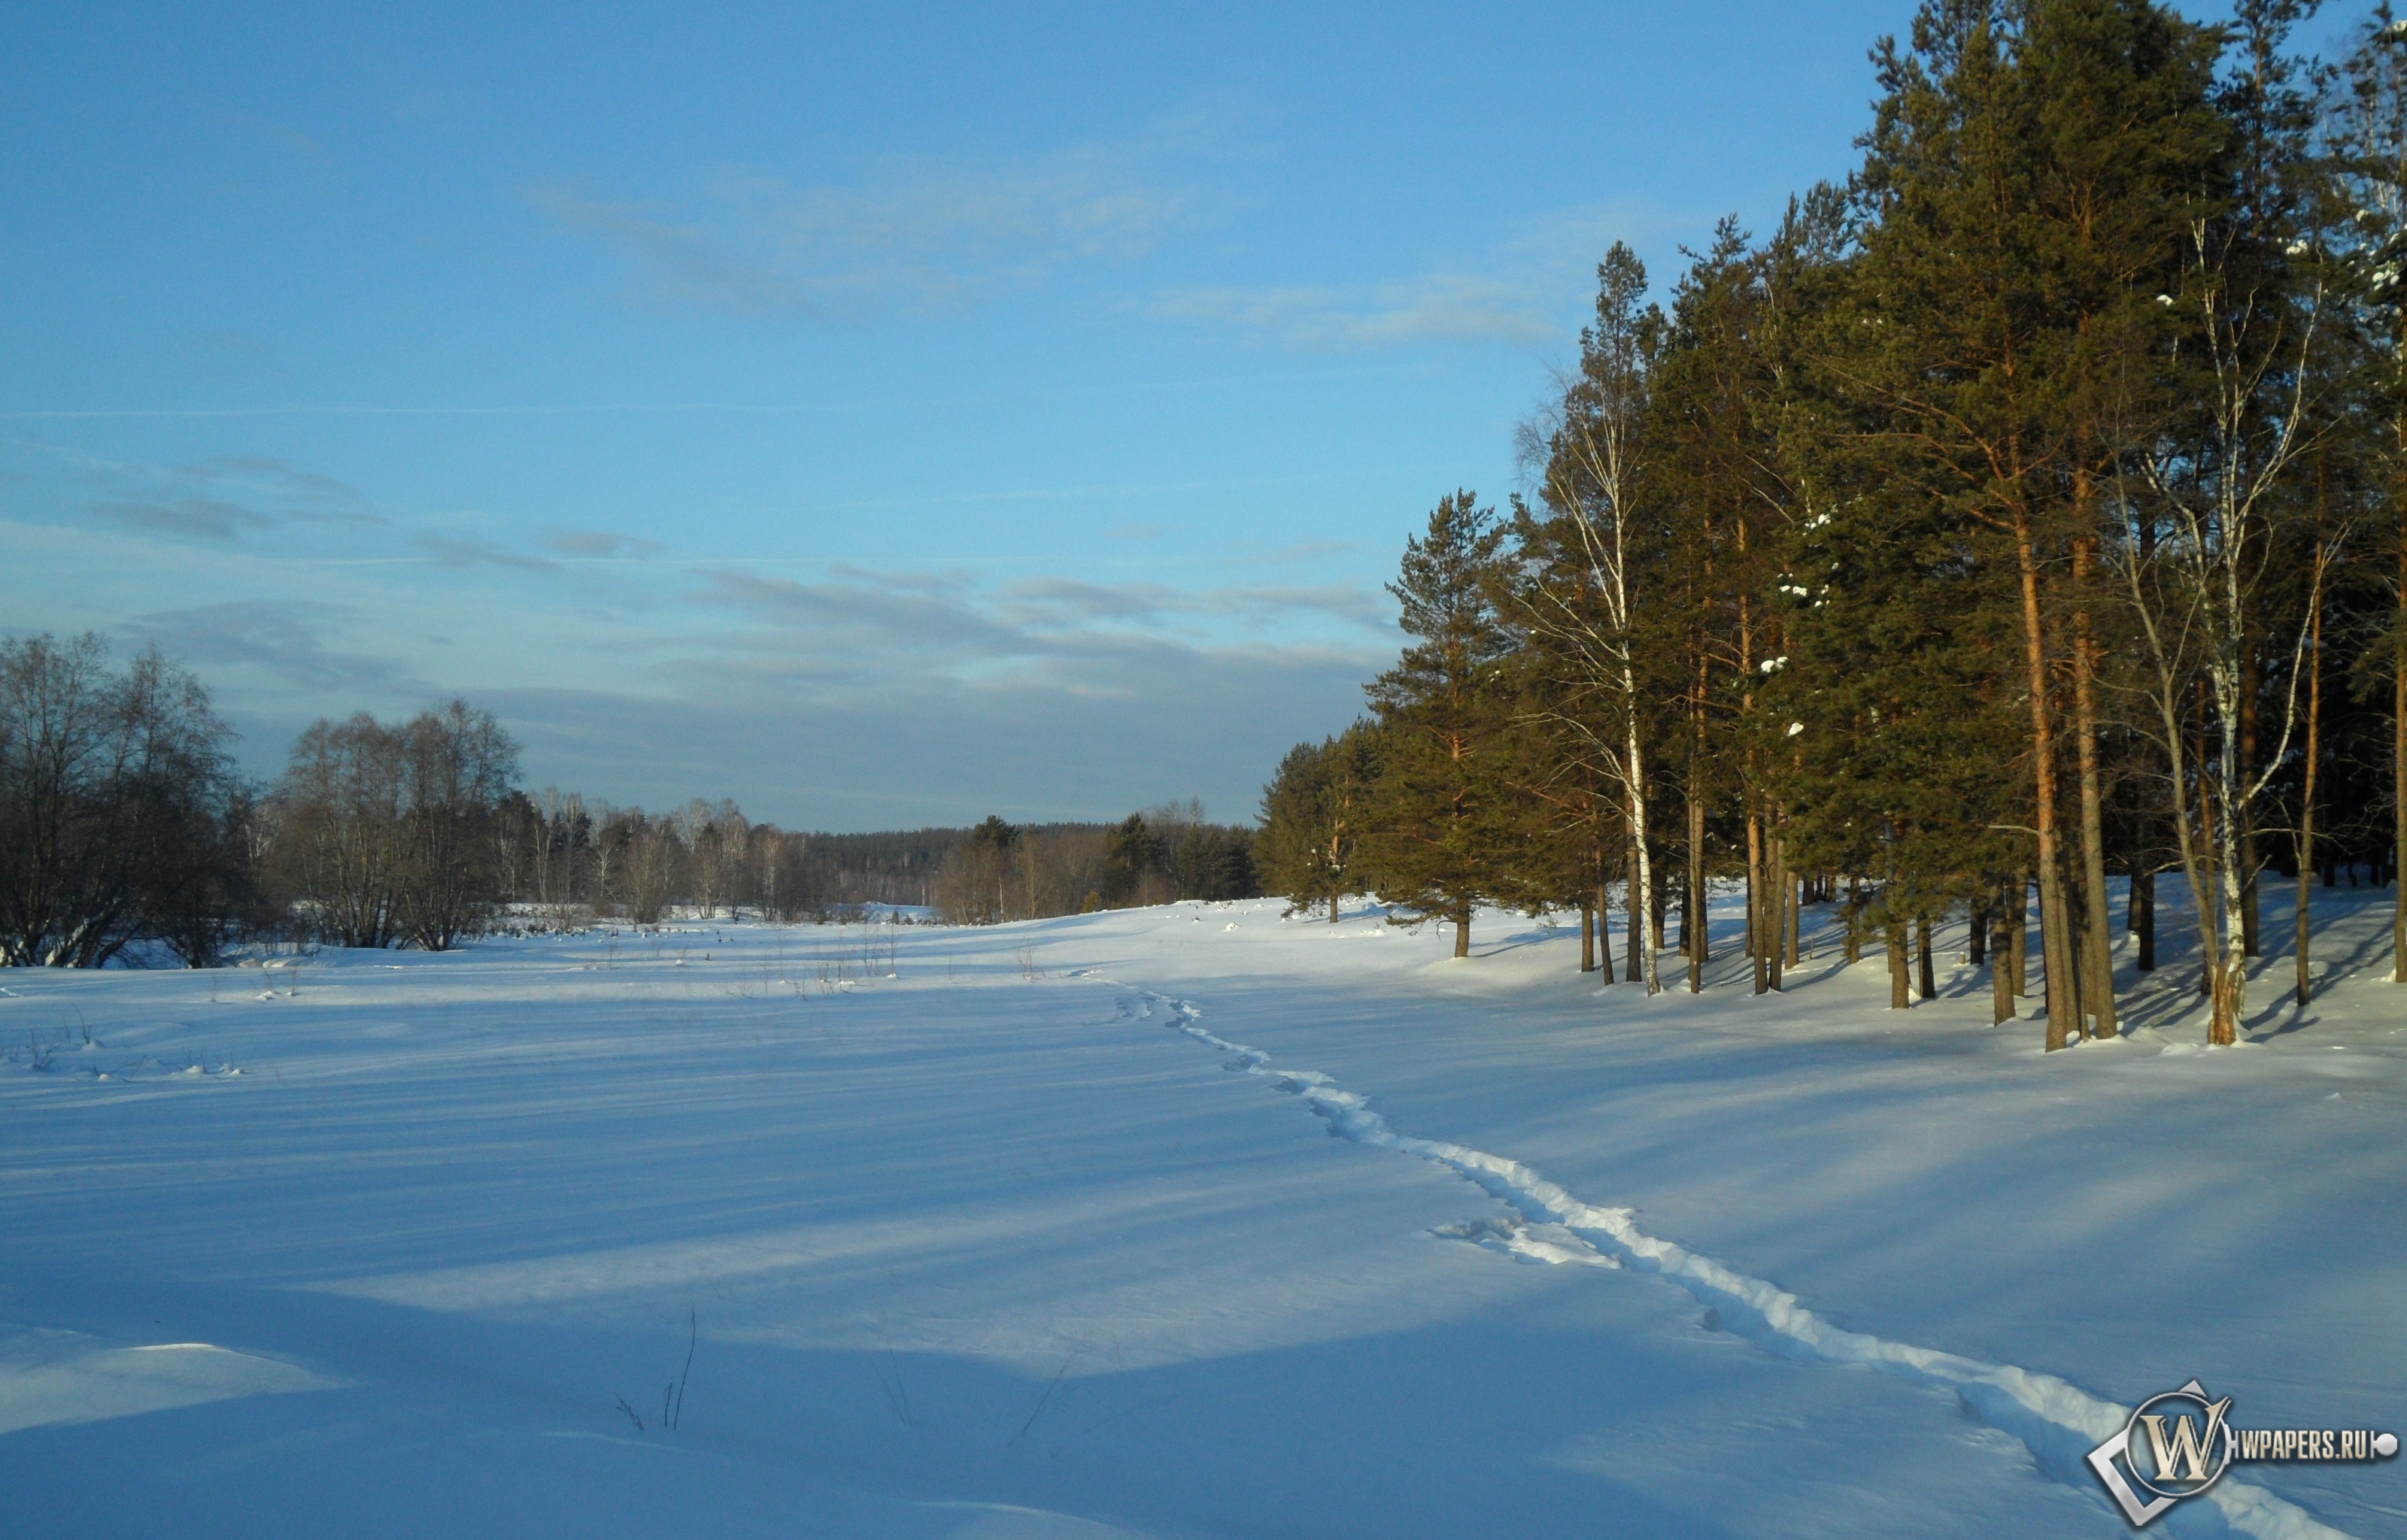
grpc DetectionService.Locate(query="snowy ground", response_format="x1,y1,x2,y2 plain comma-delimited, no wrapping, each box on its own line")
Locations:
1,883,2399,1538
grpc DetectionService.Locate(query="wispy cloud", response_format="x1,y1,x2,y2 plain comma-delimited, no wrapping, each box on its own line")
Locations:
125,602,420,696
821,563,976,596
1157,202,1690,351
694,564,1389,688
994,576,1388,632
1160,272,1559,349
698,569,1024,655
540,141,1197,319
996,577,1188,626
93,497,279,541
1240,539,1358,566
1213,584,1390,629
477,629,1370,826
193,456,364,507
539,528,666,559
414,532,560,573
83,455,385,543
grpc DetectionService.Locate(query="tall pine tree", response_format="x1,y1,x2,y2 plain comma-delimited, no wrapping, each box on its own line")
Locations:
1364,493,1517,957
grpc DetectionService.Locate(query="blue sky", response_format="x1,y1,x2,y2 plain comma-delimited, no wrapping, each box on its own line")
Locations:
6,2,1959,829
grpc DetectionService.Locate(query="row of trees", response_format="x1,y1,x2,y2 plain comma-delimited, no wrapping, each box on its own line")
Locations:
5,632,1259,963
1263,0,2407,1047
483,793,908,928
934,802,1260,923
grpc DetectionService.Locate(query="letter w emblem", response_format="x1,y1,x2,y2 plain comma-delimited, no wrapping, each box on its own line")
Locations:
2141,1397,2232,1484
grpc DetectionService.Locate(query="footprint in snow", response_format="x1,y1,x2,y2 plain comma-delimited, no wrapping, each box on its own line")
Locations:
1430,1217,1522,1246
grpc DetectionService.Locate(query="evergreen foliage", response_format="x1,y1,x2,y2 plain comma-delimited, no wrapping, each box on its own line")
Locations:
1264,0,2407,1047
1361,493,1519,956
1258,724,1386,923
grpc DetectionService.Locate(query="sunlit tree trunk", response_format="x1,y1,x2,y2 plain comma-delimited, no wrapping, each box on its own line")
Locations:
2299,544,2322,1007
2072,532,2118,1037
2016,523,2079,1049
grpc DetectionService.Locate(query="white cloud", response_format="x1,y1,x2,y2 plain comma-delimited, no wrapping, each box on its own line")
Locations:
92,496,279,541
697,564,1387,664
1156,202,1692,352
539,145,1194,319
1159,272,1559,349
414,531,560,573
124,602,425,696
81,455,388,543
539,528,667,559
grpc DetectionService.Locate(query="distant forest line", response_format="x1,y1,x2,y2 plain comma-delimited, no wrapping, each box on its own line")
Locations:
0,634,1258,966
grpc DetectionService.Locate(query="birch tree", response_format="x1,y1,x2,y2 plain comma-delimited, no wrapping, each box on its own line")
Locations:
1511,244,1665,993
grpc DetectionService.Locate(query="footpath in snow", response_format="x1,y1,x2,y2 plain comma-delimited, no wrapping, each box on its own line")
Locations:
0,886,2399,1538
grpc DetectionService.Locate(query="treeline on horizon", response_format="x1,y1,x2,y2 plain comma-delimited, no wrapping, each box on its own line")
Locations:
1261,0,2407,1049
933,805,1261,923
0,632,1257,966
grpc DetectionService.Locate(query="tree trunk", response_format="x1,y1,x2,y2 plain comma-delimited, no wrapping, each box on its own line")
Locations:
1767,832,1786,992
2242,641,2260,958
2135,868,2156,972
1788,870,1802,968
1991,902,2014,1024
2052,853,2087,1038
2072,533,2118,1038
2396,505,2406,983
1687,786,1707,992
2010,872,2029,999
2014,523,2077,1049
1625,821,1646,986
1968,892,1990,967
1650,858,1667,956
1455,903,1471,959
1580,900,1597,974
1886,902,1909,1009
2192,692,2234,1026
2210,674,2248,1045
2299,575,2321,1008
1748,808,1768,994
1917,911,1936,999
1844,877,1862,965
1597,881,1616,983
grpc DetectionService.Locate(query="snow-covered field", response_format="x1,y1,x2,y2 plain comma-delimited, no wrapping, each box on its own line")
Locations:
2,887,2399,1538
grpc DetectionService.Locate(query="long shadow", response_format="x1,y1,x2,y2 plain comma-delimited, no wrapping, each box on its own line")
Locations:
0,1270,1765,1540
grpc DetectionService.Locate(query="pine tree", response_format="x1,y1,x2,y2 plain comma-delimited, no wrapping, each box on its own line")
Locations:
1257,723,1381,921
1641,219,1800,991
1833,0,2220,1047
1363,493,1517,957
1100,814,1156,907
1256,740,1335,917
2332,5,2407,989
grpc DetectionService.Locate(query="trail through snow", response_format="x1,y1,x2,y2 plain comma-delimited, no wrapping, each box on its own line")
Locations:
1117,981,2357,1540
